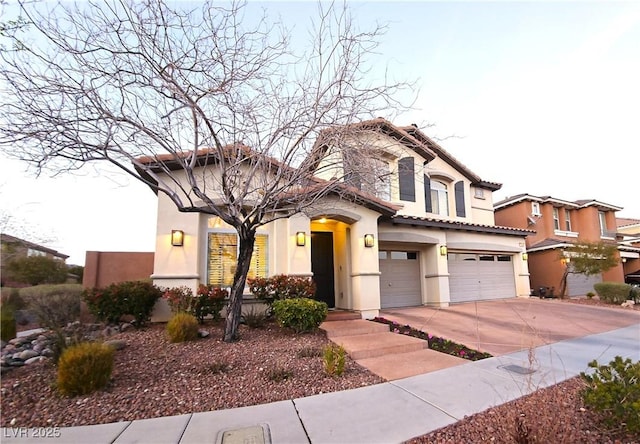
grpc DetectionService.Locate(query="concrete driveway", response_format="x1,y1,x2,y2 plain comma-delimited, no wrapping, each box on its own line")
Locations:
381,297,640,356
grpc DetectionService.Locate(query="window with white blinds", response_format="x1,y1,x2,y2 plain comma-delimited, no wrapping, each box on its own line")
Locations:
207,233,268,286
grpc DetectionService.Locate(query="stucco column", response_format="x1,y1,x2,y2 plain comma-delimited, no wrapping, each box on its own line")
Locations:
349,217,381,319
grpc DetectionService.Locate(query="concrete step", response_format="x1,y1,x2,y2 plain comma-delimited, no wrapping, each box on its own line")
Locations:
330,332,428,360
320,319,390,338
325,311,361,322
356,348,468,381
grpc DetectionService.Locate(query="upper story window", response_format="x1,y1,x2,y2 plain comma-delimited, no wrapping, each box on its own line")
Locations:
430,180,449,216
398,157,415,202
531,202,541,216
344,153,391,201
564,209,572,231
553,208,560,230
598,211,614,238
27,248,47,257
474,188,484,199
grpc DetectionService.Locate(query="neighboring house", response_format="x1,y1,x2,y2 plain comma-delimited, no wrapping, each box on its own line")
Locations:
617,218,640,285
494,195,626,296
0,233,69,287
143,119,532,320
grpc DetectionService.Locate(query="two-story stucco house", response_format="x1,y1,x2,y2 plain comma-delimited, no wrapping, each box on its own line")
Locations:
145,119,532,320
494,194,627,296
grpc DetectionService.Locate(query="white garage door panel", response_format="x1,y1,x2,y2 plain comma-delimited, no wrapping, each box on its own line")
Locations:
379,251,421,308
567,273,601,297
449,254,516,303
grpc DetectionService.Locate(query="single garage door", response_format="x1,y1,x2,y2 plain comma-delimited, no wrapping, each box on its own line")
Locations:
567,273,601,297
448,253,516,303
379,250,422,308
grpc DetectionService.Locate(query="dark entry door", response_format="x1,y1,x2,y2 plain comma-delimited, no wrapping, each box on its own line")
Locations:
311,232,335,308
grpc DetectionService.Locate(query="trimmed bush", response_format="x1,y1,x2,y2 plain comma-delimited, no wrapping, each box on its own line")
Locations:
20,284,82,330
323,343,346,376
1,306,17,341
629,286,640,304
272,297,327,333
593,282,632,304
83,281,162,326
166,312,199,343
57,342,115,396
163,285,227,323
248,275,316,312
581,356,640,434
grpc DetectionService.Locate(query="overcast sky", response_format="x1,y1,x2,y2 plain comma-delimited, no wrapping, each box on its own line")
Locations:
1,1,638,266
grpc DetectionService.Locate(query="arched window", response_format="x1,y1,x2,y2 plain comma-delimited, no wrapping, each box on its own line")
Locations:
430,180,449,216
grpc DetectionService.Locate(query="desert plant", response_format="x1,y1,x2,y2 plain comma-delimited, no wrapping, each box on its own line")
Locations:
581,356,640,434
83,280,162,326
21,284,82,330
593,282,632,304
323,343,346,376
248,275,316,313
297,346,322,358
166,312,199,343
0,306,17,341
265,366,293,382
207,361,229,374
243,306,268,328
57,341,115,396
272,298,327,333
0,287,25,311
586,291,595,299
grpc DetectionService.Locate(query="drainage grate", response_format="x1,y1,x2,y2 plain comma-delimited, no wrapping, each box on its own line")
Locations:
219,424,271,444
501,364,536,375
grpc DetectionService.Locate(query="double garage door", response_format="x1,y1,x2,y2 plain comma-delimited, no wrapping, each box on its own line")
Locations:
448,253,516,303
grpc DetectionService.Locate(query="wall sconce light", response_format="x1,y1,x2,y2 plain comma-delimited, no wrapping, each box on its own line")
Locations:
171,230,184,247
621,257,627,263
522,252,528,261
439,245,448,256
364,234,375,248
561,257,571,266
296,232,306,247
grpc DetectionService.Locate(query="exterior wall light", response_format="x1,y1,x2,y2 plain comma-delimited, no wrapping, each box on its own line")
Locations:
522,252,528,261
439,245,448,256
364,234,375,248
171,230,184,247
296,232,306,247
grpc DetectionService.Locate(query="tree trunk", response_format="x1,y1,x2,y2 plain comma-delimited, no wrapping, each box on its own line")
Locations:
559,268,569,299
223,227,255,342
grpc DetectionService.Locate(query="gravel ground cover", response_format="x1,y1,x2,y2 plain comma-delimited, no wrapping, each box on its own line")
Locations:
3,297,638,442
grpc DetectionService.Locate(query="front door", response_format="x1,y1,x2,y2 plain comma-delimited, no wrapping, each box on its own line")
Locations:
311,232,335,308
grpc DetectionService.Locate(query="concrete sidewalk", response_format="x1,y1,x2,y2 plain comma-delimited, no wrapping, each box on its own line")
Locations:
2,323,638,444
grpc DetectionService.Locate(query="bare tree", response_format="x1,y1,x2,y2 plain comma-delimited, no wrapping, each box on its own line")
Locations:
0,0,412,341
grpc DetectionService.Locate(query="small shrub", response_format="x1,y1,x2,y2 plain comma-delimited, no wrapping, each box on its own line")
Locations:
163,285,227,323
272,297,327,333
243,306,268,328
1,307,17,341
265,366,293,382
1,287,25,311
593,282,632,304
586,291,595,299
163,286,193,314
323,343,346,376
629,286,640,304
581,356,640,434
21,284,82,330
57,342,115,396
248,275,316,312
166,312,199,343
297,346,322,358
83,280,162,326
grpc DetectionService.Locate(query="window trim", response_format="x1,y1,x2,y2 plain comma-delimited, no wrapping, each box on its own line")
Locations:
553,208,560,230
206,230,269,287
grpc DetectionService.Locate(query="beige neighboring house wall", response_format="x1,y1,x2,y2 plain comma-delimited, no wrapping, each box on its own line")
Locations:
145,118,532,321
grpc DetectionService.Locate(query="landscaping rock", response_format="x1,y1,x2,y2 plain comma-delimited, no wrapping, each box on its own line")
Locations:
104,340,127,350
198,329,210,338
18,350,39,361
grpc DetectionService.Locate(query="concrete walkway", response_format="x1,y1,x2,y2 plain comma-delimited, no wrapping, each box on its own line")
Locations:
2,323,638,444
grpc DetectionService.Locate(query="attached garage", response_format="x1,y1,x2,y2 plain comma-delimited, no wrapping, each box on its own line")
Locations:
379,250,422,308
567,273,601,297
448,253,516,303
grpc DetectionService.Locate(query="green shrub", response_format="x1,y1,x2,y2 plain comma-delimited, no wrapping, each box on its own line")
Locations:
265,366,293,382
57,342,115,396
166,312,199,343
248,275,316,312
586,291,595,299
593,282,632,304
629,286,640,304
581,356,640,434
5,255,68,286
272,297,327,333
1,306,16,341
83,281,162,326
20,284,82,330
297,346,322,358
323,343,346,376
1,287,25,311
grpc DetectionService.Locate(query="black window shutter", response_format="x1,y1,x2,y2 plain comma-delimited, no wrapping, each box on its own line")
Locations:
398,157,415,202
424,175,432,213
455,181,466,217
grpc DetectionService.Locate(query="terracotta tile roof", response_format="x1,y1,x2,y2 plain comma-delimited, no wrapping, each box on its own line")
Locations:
495,194,622,211
387,215,533,237
0,233,69,259
617,217,640,228
528,238,572,251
